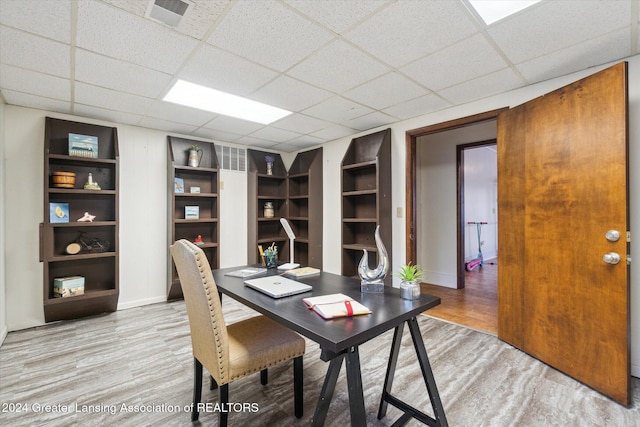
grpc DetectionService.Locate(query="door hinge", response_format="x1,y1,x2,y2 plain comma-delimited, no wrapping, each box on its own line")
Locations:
627,231,631,243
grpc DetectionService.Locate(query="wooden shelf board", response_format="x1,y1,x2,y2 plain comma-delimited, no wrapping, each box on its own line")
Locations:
48,154,117,165
48,188,117,195
174,192,218,198
50,221,116,227
48,251,117,262
175,218,218,223
342,189,377,196
174,165,218,173
342,160,377,170
343,218,377,223
343,243,378,252
44,288,118,305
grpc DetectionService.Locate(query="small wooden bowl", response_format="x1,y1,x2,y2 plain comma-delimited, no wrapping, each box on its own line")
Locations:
52,171,76,188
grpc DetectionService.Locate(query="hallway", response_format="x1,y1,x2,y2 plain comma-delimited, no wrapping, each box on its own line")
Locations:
420,262,497,335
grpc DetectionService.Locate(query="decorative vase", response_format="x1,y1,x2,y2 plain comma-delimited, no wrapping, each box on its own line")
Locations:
264,202,274,218
400,280,421,300
358,225,389,293
266,162,273,175
188,149,203,167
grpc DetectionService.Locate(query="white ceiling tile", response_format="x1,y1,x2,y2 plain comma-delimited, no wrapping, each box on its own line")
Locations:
0,65,70,101
75,82,154,116
75,50,172,98
77,1,198,74
1,90,70,113
179,44,278,96
192,128,243,144
0,27,70,78
289,134,324,145
145,100,216,127
203,115,264,136
310,125,358,141
488,0,632,64
344,72,429,110
401,34,507,91
207,1,334,72
101,0,231,40
344,1,477,67
72,104,143,127
236,135,278,149
248,126,302,143
272,113,330,135
138,117,198,135
0,0,71,42
284,0,388,34
271,141,317,152
288,40,390,92
517,28,632,84
250,76,332,112
382,93,452,121
302,96,374,123
345,111,396,132
437,68,524,105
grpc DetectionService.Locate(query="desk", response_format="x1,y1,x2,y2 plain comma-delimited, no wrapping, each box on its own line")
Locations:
212,267,449,427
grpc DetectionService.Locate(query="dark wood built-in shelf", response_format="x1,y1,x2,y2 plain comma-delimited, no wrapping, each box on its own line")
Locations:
341,129,392,283
247,148,323,268
167,136,220,300
41,117,120,322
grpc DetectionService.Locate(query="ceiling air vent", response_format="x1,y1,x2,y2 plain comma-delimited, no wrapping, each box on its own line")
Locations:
146,0,192,27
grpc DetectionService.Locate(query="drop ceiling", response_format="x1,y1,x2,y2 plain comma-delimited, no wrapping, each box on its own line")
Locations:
0,0,638,152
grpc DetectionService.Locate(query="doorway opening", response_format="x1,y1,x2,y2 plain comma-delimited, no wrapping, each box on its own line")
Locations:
406,109,505,335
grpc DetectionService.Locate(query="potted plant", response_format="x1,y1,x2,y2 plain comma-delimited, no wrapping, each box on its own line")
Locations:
397,262,423,300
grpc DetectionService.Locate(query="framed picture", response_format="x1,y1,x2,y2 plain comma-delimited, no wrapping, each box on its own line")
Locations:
185,206,199,220
190,186,200,193
174,177,184,193
68,133,98,158
49,203,69,223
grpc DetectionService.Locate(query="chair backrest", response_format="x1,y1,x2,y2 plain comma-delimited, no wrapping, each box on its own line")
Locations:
170,239,230,384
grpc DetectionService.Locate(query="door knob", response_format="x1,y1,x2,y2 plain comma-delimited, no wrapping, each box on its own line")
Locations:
605,230,620,242
603,252,621,264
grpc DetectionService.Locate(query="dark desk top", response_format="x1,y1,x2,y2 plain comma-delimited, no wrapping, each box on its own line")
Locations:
212,267,441,354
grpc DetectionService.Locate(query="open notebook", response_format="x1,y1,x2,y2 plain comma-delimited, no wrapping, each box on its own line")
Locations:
244,275,312,298
302,293,371,319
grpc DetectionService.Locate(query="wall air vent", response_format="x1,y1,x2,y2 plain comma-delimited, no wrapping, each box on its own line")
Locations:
215,145,246,173
145,0,192,27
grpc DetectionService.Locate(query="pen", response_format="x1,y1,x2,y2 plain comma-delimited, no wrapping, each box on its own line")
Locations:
258,245,265,266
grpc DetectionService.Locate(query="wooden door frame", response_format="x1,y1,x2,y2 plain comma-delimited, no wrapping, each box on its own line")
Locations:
405,108,507,274
456,139,497,289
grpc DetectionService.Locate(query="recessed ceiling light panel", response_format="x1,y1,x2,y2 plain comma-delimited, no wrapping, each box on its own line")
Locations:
469,0,540,25
163,80,292,125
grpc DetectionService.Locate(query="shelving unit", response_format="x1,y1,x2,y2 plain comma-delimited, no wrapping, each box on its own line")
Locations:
168,137,219,300
247,148,323,267
287,148,323,267
341,128,392,284
41,117,119,322
247,149,288,264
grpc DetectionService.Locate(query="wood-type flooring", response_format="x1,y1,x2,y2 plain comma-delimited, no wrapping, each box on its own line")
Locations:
420,261,498,335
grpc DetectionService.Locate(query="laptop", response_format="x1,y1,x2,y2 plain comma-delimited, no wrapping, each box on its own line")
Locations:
244,275,312,298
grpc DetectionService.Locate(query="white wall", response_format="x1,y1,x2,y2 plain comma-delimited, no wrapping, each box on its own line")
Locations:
2,55,638,377
0,99,6,344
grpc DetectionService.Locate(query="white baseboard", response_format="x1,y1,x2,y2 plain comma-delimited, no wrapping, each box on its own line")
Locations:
0,325,7,347
632,363,639,379
423,270,457,288
117,295,167,311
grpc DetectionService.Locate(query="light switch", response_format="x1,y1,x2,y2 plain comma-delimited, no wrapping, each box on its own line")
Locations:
397,207,403,218
220,181,224,190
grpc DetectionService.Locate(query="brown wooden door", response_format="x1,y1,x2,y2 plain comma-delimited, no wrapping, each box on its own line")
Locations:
497,62,629,405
